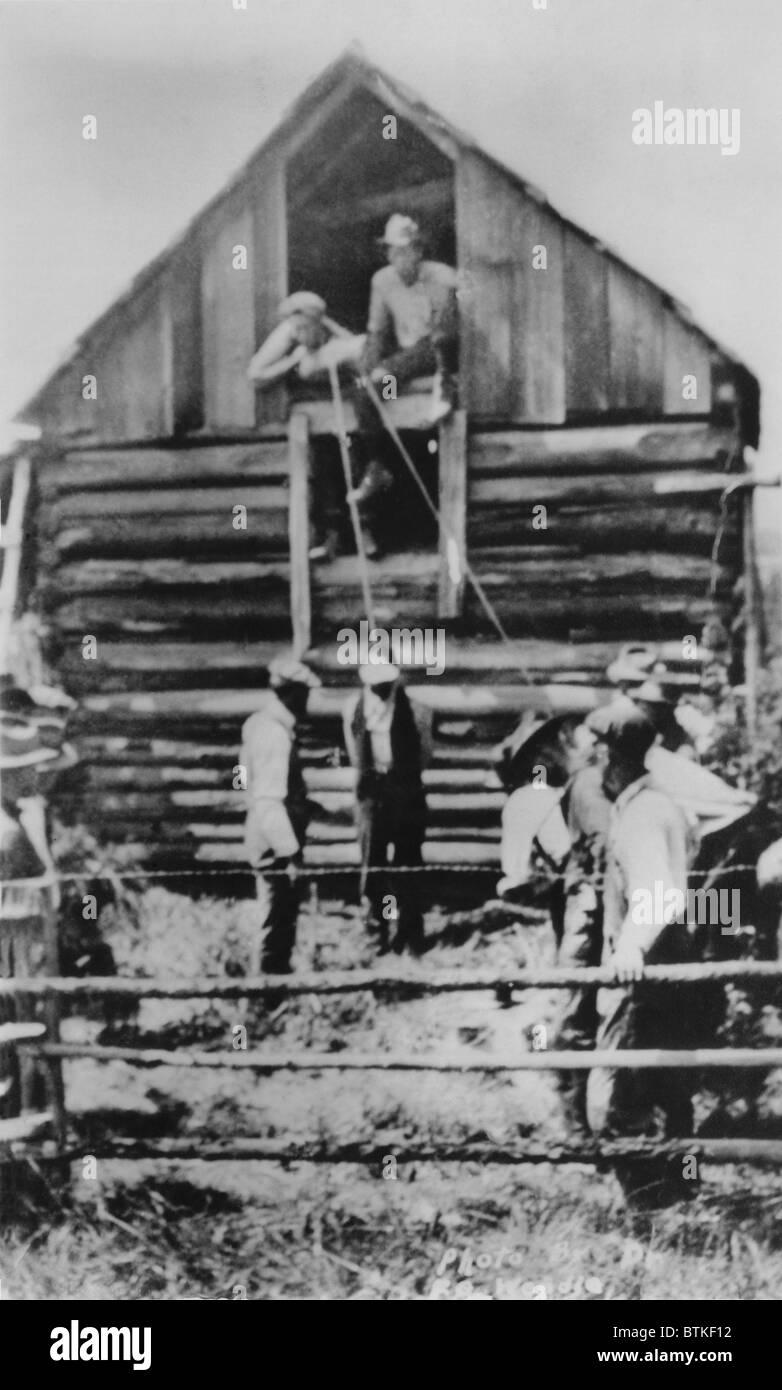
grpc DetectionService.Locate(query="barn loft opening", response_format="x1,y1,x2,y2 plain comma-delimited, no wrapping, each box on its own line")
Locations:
285,88,456,560
285,87,456,333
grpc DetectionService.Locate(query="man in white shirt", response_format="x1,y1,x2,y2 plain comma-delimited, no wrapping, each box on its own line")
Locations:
363,214,459,418
248,292,366,560
586,698,700,1204
241,656,321,973
345,214,459,533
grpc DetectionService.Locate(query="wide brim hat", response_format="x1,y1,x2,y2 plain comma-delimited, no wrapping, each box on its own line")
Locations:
268,655,322,690
359,661,401,686
380,214,421,248
606,642,661,687
494,711,577,787
0,720,60,770
635,678,676,707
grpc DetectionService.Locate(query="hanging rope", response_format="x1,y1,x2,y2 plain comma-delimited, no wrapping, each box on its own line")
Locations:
327,366,522,660
359,373,517,649
328,363,376,629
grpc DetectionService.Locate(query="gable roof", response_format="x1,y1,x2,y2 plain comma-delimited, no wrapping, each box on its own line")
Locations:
15,45,755,423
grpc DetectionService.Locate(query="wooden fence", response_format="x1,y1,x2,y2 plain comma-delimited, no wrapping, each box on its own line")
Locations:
2,959,782,1175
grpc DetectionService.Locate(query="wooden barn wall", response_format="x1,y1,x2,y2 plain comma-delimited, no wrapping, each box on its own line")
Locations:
30,358,96,441
34,441,292,696
464,421,743,643
457,151,716,425
456,151,566,424
200,197,257,430
162,240,204,436
32,439,536,872
251,158,289,429
28,285,169,444
662,314,713,415
26,133,729,441
98,286,170,441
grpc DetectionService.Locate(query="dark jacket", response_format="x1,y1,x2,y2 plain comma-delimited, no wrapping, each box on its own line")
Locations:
347,686,424,802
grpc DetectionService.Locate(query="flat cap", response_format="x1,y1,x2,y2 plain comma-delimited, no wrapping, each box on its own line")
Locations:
277,291,327,321
268,655,321,689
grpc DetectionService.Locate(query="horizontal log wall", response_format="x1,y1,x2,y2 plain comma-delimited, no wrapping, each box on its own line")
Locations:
35,441,292,661
465,420,742,641
34,418,742,871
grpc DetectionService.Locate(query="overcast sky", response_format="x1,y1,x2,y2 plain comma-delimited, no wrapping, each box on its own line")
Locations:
1,0,780,479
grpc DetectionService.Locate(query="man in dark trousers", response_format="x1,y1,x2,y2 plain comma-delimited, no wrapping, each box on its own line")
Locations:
343,661,428,955
587,697,700,1205
241,656,321,974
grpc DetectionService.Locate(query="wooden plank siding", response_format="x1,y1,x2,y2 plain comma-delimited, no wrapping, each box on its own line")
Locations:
252,157,288,429
663,313,713,415
564,229,609,416
40,287,170,445
95,286,169,441
200,199,256,430
161,240,204,436
455,152,565,424
606,260,664,415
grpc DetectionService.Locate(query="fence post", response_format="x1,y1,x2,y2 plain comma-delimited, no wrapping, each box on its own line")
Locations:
41,895,67,1154
288,410,312,658
438,409,467,619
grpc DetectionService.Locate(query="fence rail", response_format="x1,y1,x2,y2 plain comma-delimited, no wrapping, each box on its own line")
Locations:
21,1042,782,1072
37,1137,782,1167
2,958,782,1181
1,958,782,1001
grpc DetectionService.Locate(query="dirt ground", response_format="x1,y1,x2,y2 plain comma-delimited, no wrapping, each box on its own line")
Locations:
3,886,782,1301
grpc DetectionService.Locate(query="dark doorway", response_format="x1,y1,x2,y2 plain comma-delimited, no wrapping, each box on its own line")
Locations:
286,88,456,334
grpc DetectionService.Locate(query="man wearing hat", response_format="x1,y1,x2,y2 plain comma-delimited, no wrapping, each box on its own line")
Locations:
247,292,361,387
343,661,428,954
634,678,697,760
587,697,700,1203
248,292,368,560
356,214,458,453
240,656,321,974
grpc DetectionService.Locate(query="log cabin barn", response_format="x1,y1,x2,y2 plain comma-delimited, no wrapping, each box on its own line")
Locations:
6,48,761,879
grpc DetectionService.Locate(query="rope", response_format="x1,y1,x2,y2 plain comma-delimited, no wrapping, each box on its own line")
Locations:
0,863,765,886
327,364,376,628
360,373,517,650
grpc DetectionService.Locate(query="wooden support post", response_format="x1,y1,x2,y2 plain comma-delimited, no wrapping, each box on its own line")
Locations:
288,410,312,657
743,489,760,739
41,896,68,1153
438,408,467,619
0,455,32,674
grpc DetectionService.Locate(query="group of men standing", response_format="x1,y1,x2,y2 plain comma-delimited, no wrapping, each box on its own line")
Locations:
241,648,718,1201
497,672,746,1205
240,654,427,973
